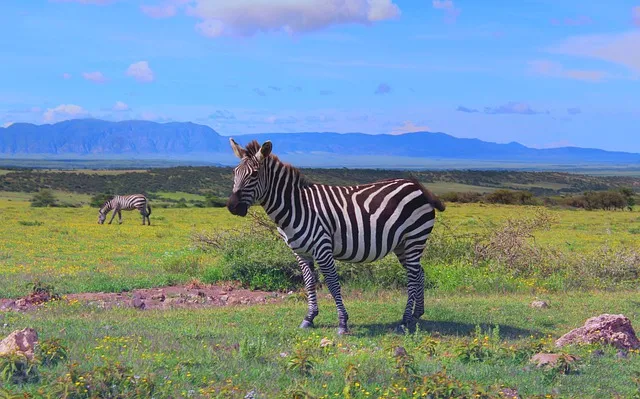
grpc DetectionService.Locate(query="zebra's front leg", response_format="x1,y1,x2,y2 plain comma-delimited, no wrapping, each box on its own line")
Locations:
296,254,319,329
108,209,117,224
141,211,146,225
315,249,349,335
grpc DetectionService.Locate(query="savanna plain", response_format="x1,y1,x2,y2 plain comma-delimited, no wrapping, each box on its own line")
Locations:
1,177,640,398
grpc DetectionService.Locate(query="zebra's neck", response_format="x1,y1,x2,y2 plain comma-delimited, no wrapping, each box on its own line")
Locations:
100,200,113,214
259,157,309,226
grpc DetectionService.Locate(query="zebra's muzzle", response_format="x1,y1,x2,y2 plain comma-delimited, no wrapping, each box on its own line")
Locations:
227,192,248,217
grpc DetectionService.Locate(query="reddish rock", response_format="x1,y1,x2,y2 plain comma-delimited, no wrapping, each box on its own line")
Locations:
555,314,640,350
530,300,549,309
0,328,39,361
530,353,577,368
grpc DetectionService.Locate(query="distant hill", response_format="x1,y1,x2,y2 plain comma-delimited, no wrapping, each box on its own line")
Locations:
1,119,639,167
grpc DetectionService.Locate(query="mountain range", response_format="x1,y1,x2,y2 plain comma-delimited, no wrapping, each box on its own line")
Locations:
1,119,639,168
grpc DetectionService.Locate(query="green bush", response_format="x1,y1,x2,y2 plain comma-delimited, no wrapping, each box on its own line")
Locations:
30,189,57,207
160,249,203,276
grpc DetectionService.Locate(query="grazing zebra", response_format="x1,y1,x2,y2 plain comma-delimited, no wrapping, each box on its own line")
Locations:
98,194,152,225
226,139,445,334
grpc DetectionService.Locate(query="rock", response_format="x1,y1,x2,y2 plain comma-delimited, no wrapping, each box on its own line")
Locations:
530,353,578,368
393,346,408,357
555,314,640,350
499,388,520,399
132,297,146,310
279,352,288,358
151,293,166,302
0,328,38,361
320,338,334,348
530,300,549,309
244,390,257,399
616,350,629,359
220,295,229,302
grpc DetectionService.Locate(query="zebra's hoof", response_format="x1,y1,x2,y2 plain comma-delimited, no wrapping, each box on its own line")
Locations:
396,323,416,334
337,327,350,335
299,320,314,329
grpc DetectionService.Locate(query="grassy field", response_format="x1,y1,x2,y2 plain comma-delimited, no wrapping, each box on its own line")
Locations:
3,291,640,397
2,194,640,397
0,199,638,298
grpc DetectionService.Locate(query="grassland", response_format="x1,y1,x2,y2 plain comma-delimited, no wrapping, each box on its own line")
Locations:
2,194,640,397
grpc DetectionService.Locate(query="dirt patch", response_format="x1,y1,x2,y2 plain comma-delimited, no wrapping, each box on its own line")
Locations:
0,282,289,312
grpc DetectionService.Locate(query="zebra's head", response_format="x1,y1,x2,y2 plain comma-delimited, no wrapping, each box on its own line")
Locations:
227,138,272,217
98,200,109,224
98,210,106,224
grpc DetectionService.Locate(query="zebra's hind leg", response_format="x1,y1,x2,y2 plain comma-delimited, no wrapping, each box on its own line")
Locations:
315,248,349,335
118,211,123,224
394,240,427,333
295,254,319,329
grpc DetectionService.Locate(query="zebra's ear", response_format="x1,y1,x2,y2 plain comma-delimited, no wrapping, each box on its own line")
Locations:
256,141,272,162
229,138,245,159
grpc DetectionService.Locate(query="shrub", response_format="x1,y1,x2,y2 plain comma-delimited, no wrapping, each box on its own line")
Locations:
30,189,57,207
18,220,44,226
204,192,227,208
160,250,203,276
90,193,114,208
37,338,68,367
485,189,538,205
52,362,157,399
0,353,39,385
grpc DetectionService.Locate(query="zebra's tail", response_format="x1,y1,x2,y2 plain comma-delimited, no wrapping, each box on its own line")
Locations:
147,203,152,215
409,177,446,212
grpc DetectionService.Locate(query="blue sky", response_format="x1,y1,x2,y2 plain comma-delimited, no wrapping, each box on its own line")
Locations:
1,0,639,152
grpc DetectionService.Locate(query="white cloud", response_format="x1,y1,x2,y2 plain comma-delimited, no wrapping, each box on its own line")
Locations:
2,122,14,128
62,73,72,79
126,61,155,82
528,60,609,82
51,0,115,4
140,4,177,18
390,121,430,135
432,0,460,23
547,31,640,74
112,101,130,111
184,0,400,38
82,71,106,83
43,104,88,123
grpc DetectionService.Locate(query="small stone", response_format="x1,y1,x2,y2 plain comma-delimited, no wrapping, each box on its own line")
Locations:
279,352,288,358
0,328,38,361
616,350,629,359
220,295,229,302
132,297,146,309
499,388,520,399
320,338,334,348
151,293,166,302
530,352,578,368
244,390,257,399
531,300,550,309
393,346,408,357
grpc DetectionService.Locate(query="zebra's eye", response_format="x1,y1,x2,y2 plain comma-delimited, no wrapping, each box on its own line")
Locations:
250,170,258,178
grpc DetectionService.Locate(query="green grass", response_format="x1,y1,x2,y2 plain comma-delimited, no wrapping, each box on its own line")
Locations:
156,191,206,201
0,190,91,204
1,200,639,298
425,181,497,194
3,290,640,397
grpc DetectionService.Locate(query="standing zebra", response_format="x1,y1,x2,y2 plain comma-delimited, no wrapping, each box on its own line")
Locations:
226,139,445,334
98,194,152,225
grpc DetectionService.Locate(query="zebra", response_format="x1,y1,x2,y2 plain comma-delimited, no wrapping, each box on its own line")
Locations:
226,138,445,334
98,194,152,225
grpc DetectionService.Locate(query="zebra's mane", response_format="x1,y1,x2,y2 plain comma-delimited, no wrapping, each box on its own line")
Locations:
245,140,312,187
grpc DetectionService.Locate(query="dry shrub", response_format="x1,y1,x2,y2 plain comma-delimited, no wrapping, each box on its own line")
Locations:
473,209,559,275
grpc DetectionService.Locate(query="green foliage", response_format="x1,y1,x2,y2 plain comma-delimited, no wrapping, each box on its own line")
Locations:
286,347,316,375
30,189,57,207
89,193,112,208
160,250,203,276
26,279,60,301
204,192,227,208
18,220,44,226
0,354,38,385
37,338,68,367
51,362,157,399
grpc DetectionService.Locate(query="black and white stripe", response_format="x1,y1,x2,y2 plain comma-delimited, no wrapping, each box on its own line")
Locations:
98,194,151,225
227,139,445,334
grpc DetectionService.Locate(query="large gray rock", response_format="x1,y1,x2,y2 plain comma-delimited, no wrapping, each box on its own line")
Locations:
0,328,39,361
555,314,640,350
